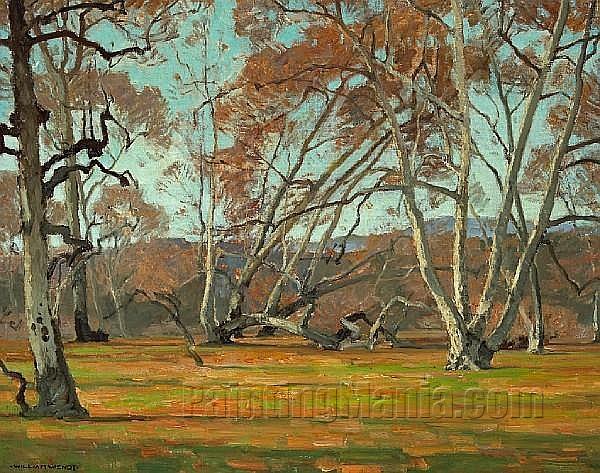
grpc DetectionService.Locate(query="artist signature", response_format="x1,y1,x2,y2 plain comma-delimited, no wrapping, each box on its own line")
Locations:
9,465,79,471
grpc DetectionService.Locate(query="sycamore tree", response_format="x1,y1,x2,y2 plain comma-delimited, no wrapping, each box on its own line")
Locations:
0,0,185,417
92,184,167,338
34,47,172,342
243,0,600,369
164,1,434,348
160,13,230,343
524,89,600,345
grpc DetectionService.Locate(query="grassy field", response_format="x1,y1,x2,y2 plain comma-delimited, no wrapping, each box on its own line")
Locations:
1,337,600,472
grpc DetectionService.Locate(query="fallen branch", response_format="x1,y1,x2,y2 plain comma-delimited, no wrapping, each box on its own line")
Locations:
133,290,203,366
0,358,29,415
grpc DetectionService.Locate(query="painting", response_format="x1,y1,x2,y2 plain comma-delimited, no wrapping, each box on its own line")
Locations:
0,0,599,471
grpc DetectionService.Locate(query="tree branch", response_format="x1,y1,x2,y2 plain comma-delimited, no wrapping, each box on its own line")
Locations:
543,240,584,295
0,358,29,415
31,1,126,27
42,223,93,250
557,33,600,53
0,121,20,157
567,137,600,153
30,29,148,60
42,105,116,173
133,289,203,365
406,0,452,30
43,159,132,199
498,29,542,75
562,158,600,169
548,215,600,227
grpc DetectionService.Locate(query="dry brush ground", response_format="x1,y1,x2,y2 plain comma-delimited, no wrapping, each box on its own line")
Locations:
1,337,600,472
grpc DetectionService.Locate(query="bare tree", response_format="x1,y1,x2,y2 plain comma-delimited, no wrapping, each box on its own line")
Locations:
0,0,179,417
262,0,599,368
92,185,168,338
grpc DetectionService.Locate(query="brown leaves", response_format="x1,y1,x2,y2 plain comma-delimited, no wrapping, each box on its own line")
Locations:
94,185,167,239
102,73,171,147
520,145,554,194
575,75,600,141
512,0,591,32
233,0,283,48
37,70,170,148
125,238,198,294
124,0,194,16
464,45,490,83
214,143,261,224
418,154,454,180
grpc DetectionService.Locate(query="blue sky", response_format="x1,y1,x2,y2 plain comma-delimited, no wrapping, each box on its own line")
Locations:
0,1,589,242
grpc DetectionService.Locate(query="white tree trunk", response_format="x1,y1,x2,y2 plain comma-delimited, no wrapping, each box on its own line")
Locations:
450,0,472,318
527,260,545,354
487,3,594,349
37,31,100,342
199,170,218,342
106,264,127,338
474,0,571,332
9,0,86,417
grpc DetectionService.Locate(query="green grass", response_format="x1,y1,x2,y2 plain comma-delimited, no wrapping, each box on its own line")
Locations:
1,339,600,471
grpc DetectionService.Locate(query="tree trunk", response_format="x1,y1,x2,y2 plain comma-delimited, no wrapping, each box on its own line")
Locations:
8,0,86,417
527,260,545,354
222,97,342,333
444,307,493,370
450,0,472,318
64,132,97,342
593,291,600,343
474,0,571,329
256,135,386,340
199,170,218,343
486,0,593,352
65,124,106,343
169,304,203,366
60,76,105,342
106,265,127,338
35,23,103,343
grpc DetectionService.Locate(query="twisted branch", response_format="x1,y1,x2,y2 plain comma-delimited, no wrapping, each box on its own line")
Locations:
0,358,29,415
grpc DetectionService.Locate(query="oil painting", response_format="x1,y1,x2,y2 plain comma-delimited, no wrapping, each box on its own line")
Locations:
0,0,599,471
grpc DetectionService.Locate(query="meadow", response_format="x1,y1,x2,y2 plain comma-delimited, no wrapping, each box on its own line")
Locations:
1,337,600,472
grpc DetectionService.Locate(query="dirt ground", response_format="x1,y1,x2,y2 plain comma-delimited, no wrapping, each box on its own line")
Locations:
1,337,599,472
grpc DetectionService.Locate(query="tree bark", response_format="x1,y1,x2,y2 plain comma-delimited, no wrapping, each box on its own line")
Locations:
86,260,105,332
199,169,219,343
65,146,98,341
64,104,106,343
527,259,545,354
8,0,87,417
445,322,494,370
106,263,127,338
450,0,472,319
7,251,17,311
